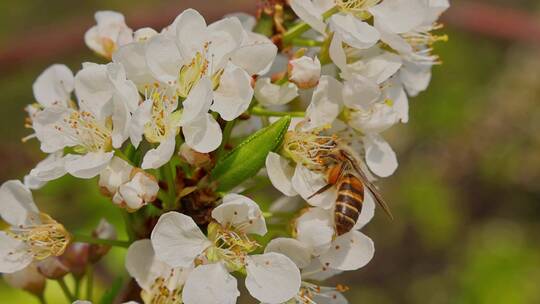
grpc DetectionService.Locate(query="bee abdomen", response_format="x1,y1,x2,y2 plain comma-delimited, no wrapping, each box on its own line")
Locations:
334,176,364,235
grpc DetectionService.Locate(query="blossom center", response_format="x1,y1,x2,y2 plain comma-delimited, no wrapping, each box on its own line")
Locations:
58,110,113,153
335,0,380,16
141,274,183,304
143,85,180,144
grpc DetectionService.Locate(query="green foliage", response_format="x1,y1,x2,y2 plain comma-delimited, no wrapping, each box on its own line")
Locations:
211,116,291,192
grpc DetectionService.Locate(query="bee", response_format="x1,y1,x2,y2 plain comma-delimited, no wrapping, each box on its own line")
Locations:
285,130,393,235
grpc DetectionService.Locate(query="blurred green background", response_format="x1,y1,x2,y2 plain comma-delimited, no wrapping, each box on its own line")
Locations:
1,0,540,303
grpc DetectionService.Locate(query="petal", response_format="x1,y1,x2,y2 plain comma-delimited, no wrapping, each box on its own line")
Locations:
231,32,277,75
400,60,432,97
301,258,342,281
265,152,298,197
24,152,67,190
302,75,343,131
32,64,74,107
385,79,409,123
180,77,213,125
211,193,267,236
348,103,398,134
290,0,327,34
141,135,176,169
369,0,428,34
113,42,156,88
254,78,298,107
0,180,39,227
126,239,187,290
74,63,114,120
211,63,253,121
289,56,321,89
111,93,131,149
182,113,222,153
224,12,256,31
182,263,239,304
151,212,211,267
245,253,301,304
329,14,380,49
351,52,403,84
3,263,45,292
174,9,209,59
363,134,398,177
207,17,244,70
342,74,381,110
264,238,313,269
33,106,75,153
329,35,348,73
319,230,375,271
129,99,153,148
312,290,348,304
295,207,334,255
107,62,140,112
64,151,114,179
98,156,133,195
0,231,33,273
352,190,376,230
145,34,183,85
292,165,336,209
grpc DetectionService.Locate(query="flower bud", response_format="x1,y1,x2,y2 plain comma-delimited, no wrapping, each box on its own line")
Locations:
58,243,89,279
3,264,46,297
179,143,212,167
99,156,133,197
133,27,157,42
288,56,321,89
36,257,69,280
113,170,159,212
89,219,117,263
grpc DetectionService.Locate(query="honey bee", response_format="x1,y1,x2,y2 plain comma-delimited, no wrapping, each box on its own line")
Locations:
284,130,393,236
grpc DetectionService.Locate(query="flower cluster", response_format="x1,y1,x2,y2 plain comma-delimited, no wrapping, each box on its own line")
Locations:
2,1,448,303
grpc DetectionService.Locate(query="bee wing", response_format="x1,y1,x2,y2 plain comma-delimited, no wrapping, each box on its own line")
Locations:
341,150,394,220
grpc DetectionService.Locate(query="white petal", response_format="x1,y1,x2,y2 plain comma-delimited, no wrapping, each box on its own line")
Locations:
342,75,381,110
145,34,183,85
182,113,222,153
265,152,298,197
113,42,156,88
290,0,327,34
25,152,67,190
111,93,131,149
363,134,398,177
0,180,39,227
245,253,301,304
264,238,313,269
292,165,336,209
107,62,139,112
74,63,114,120
350,52,403,84
64,152,114,179
0,231,33,273
182,263,239,304
319,230,374,271
3,263,45,291
174,9,209,60
129,99,153,148
211,193,267,236
180,77,213,125
254,78,298,106
295,207,334,255
369,0,428,34
126,240,187,290
400,60,432,97
151,212,211,268
329,35,348,73
231,32,277,75
385,79,409,123
207,17,244,70
33,106,75,153
211,63,253,121
289,56,321,89
141,135,176,169
312,290,348,304
301,258,342,281
32,64,74,107
224,13,256,31
302,75,343,131
329,14,380,49
348,103,398,134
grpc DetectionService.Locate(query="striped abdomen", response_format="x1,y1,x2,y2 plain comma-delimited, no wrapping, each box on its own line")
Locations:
334,173,364,235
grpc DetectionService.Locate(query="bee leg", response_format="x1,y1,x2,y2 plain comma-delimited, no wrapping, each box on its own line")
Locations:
307,183,334,199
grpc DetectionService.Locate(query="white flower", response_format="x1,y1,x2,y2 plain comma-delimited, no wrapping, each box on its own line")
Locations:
329,14,380,50
0,181,70,273
98,156,133,196
289,0,335,34
84,11,133,59
289,56,321,89
151,194,301,304
32,64,74,108
24,152,67,190
126,239,189,303
254,78,298,106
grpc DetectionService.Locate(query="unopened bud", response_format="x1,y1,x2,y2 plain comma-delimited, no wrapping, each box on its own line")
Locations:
179,143,212,167
288,56,321,89
99,157,133,197
3,264,46,296
113,170,159,212
36,257,69,280
89,219,117,263
59,243,89,279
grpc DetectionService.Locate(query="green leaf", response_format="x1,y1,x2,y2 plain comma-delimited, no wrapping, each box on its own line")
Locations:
99,277,123,304
211,116,291,192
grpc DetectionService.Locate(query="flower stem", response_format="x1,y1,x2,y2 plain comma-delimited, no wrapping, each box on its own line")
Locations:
73,234,131,248
291,38,324,47
36,294,47,304
282,6,339,45
160,163,177,210
57,278,75,302
251,106,305,118
216,120,236,159
86,266,94,301
74,277,81,299
121,212,136,243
